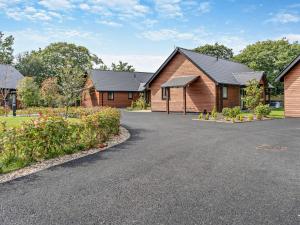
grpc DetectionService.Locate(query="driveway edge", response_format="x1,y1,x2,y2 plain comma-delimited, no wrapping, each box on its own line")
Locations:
0,126,130,184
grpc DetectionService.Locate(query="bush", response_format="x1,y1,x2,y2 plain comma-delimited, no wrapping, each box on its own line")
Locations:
255,104,271,117
129,95,148,110
198,113,203,120
0,107,120,173
0,107,10,116
222,107,231,117
248,114,254,121
205,113,210,120
222,106,241,118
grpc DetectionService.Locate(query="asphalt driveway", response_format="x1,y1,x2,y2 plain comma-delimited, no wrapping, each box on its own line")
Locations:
0,111,299,225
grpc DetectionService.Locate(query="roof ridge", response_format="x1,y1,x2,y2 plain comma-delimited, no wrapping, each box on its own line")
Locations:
177,47,249,67
91,69,153,74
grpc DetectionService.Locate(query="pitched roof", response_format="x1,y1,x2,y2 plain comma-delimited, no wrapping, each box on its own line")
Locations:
275,54,300,82
147,47,264,86
161,75,199,88
233,71,265,85
89,70,153,92
0,64,24,89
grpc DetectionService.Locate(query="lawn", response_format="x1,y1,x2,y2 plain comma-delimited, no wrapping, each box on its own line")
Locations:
240,108,284,119
0,116,80,128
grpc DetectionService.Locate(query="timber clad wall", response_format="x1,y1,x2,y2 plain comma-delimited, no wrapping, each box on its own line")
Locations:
284,62,300,117
150,52,216,112
81,79,140,108
223,85,240,108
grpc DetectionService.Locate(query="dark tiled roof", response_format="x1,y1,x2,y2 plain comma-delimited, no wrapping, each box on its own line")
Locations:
89,70,153,92
147,47,264,86
161,75,199,88
276,54,300,82
0,64,24,89
233,71,265,85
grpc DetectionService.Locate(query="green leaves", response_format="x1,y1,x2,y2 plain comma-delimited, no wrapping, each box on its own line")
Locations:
111,61,135,72
242,79,263,111
0,32,14,64
17,77,40,107
194,43,234,60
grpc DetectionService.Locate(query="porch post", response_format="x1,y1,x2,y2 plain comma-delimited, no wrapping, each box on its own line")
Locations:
166,87,170,114
101,92,104,106
183,86,186,115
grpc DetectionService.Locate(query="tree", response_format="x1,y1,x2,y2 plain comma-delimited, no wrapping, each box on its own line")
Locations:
0,66,12,116
242,79,263,111
234,39,300,94
0,32,14,64
15,50,46,85
58,66,85,115
40,77,61,107
194,43,234,59
17,77,40,107
111,61,135,72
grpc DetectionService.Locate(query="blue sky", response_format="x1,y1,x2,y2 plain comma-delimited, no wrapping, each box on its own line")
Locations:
1,0,300,71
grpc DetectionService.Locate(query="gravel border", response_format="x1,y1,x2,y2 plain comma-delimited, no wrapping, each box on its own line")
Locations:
0,126,130,184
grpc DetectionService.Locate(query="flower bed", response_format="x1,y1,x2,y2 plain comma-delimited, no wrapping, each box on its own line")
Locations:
0,107,120,174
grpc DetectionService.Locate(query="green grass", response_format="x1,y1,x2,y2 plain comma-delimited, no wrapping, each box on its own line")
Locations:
240,108,284,119
0,116,80,128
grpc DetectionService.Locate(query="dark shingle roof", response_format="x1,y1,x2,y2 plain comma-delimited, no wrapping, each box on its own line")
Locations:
0,64,24,89
147,47,264,86
276,54,300,82
161,75,199,88
89,70,153,92
233,71,265,85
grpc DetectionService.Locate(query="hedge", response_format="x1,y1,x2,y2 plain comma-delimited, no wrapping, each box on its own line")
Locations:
0,107,120,174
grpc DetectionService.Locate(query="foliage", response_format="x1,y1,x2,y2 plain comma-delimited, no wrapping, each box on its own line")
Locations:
255,104,271,117
242,79,263,111
222,107,231,117
198,113,203,120
129,94,148,110
239,115,244,122
17,77,40,107
40,77,62,107
0,107,10,116
248,114,254,121
15,50,46,85
205,113,210,120
234,39,300,94
0,32,14,64
0,107,120,173
111,61,135,72
194,43,234,59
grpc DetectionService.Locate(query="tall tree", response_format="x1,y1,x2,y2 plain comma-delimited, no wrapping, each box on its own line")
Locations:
111,61,135,72
234,39,300,94
40,77,61,107
15,50,46,85
0,32,14,64
194,43,234,59
17,77,40,107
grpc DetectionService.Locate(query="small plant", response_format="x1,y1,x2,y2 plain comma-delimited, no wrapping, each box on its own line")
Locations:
212,112,217,120
205,113,210,120
256,114,263,120
225,116,230,121
239,115,244,122
222,107,231,117
248,114,254,121
235,115,240,121
230,106,241,118
255,104,271,118
232,117,235,123
198,113,203,120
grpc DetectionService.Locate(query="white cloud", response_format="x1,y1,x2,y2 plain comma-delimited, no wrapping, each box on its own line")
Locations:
141,29,197,41
280,34,300,42
198,2,211,14
39,0,73,10
266,12,300,24
154,0,183,18
98,20,123,27
101,54,166,72
6,7,55,21
79,3,90,10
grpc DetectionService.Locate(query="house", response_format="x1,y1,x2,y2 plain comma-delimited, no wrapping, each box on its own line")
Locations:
0,64,24,108
146,47,267,113
276,54,300,117
81,70,153,108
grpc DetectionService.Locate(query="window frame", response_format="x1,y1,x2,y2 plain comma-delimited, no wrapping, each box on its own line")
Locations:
108,91,114,101
162,87,169,100
222,86,228,99
128,92,133,99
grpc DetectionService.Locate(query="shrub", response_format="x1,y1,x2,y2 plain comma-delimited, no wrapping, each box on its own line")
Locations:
248,114,254,121
222,107,231,117
212,112,217,120
0,107,120,173
255,104,271,117
205,113,210,120
129,94,148,110
198,113,203,120
256,114,263,120
239,115,244,122
0,107,9,116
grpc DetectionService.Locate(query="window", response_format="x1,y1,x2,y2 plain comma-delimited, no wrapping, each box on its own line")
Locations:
108,91,114,100
162,87,169,100
128,92,133,99
222,86,228,99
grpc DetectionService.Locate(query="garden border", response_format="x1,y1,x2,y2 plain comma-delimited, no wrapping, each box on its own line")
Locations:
0,126,130,184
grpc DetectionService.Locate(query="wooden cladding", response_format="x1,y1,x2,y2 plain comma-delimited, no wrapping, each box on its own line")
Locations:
284,62,300,117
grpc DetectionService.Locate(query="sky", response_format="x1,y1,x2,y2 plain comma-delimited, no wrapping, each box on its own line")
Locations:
1,0,300,72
